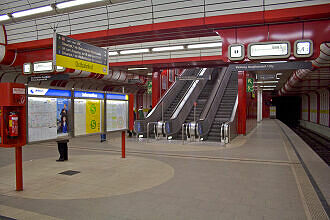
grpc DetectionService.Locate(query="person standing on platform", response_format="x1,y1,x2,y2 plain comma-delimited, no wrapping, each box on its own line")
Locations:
147,105,152,115
138,106,144,120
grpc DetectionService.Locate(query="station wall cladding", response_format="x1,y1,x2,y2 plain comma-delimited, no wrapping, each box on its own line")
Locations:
273,96,301,127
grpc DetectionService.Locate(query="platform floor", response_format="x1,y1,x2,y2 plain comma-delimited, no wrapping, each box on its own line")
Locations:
0,120,329,220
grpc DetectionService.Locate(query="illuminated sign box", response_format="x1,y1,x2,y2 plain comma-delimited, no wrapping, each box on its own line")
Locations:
106,93,128,100
28,87,71,97
248,41,290,60
74,91,104,99
294,40,313,58
228,44,244,61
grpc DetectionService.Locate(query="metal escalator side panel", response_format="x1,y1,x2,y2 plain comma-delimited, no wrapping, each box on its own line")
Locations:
141,69,193,133
164,68,214,136
197,67,232,138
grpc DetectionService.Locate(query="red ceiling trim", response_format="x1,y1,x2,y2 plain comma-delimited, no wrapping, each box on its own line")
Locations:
109,55,224,67
6,4,330,52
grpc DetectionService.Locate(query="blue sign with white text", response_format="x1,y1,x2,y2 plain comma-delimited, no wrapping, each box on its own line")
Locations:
74,91,104,99
106,94,127,100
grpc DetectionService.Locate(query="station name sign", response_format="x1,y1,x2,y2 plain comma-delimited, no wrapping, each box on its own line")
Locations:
54,33,108,75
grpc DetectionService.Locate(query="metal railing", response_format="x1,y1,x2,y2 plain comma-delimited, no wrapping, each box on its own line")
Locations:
220,95,238,144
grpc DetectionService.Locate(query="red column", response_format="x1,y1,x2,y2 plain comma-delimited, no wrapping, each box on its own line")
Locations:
152,71,160,107
128,94,134,131
121,131,126,158
15,146,23,191
237,71,247,135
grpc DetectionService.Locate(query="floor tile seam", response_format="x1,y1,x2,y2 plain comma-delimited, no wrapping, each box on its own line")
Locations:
276,120,329,219
48,144,296,166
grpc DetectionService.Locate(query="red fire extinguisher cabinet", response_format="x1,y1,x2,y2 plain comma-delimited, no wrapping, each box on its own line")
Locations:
0,82,27,191
0,83,27,148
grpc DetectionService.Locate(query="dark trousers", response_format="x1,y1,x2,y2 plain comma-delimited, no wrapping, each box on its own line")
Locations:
57,142,68,160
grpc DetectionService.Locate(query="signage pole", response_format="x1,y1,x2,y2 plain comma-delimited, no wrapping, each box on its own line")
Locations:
122,131,126,158
71,88,75,137
15,146,23,191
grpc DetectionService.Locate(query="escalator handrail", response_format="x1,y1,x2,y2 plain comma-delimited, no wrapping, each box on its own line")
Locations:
197,67,232,136
170,68,206,119
199,67,227,120
146,69,187,118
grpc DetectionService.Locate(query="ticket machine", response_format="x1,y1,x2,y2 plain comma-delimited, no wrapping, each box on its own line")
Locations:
0,83,27,191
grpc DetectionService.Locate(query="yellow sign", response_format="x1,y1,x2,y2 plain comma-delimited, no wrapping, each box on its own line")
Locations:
86,100,100,134
56,54,108,75
54,33,108,75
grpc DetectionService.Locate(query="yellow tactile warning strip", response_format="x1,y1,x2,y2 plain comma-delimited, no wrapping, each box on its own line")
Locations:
278,121,329,220
0,205,60,220
0,155,174,200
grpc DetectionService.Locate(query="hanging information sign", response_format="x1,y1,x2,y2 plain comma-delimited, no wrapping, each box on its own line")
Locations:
54,33,108,75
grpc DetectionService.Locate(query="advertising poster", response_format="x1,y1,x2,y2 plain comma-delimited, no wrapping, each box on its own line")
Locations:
86,100,101,134
57,98,69,136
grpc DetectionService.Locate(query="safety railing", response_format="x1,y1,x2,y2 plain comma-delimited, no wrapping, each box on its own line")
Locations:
220,95,238,144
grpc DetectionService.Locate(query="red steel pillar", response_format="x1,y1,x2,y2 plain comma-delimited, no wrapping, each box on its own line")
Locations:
237,71,247,135
122,131,126,158
152,71,160,107
128,94,134,131
15,146,23,191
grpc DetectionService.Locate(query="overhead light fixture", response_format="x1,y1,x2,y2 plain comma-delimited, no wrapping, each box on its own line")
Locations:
262,88,275,90
56,0,103,9
254,81,278,84
33,61,53,73
108,51,118,56
12,6,53,18
127,67,148,71
120,48,149,55
0,14,10,21
147,73,152,76
260,85,276,88
260,61,287,64
56,66,65,72
152,46,184,52
187,42,222,49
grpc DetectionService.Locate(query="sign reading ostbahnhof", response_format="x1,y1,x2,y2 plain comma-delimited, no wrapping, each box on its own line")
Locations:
53,33,108,75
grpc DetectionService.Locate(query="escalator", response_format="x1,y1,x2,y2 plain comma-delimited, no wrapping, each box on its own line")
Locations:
176,79,215,139
207,72,237,141
134,68,199,136
162,81,192,121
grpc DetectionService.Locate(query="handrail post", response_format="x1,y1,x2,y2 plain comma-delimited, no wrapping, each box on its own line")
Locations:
181,124,185,145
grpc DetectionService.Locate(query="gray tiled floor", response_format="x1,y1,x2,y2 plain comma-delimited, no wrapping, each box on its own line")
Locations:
0,120,325,220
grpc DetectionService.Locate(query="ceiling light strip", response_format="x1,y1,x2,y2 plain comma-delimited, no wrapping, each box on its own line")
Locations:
56,0,103,9
12,6,53,18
